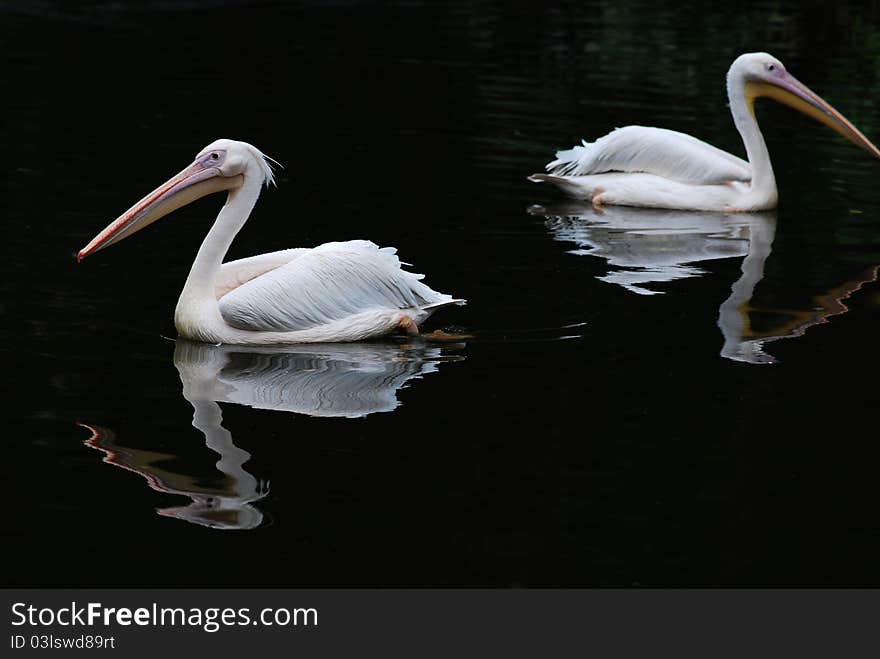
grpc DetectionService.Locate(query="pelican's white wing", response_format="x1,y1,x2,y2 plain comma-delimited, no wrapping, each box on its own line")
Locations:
216,248,310,299
546,126,751,184
218,240,458,332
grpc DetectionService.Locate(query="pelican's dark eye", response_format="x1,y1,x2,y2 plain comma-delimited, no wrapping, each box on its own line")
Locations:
768,64,775,71
211,153,219,160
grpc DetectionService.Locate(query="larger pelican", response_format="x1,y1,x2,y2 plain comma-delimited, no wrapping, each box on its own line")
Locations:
78,139,464,344
529,52,880,211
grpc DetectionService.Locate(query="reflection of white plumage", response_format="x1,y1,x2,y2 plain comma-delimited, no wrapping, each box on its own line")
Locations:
537,203,756,295
78,139,463,345
530,53,880,211
175,339,462,418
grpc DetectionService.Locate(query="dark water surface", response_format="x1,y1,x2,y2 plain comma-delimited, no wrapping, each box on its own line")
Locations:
3,1,880,586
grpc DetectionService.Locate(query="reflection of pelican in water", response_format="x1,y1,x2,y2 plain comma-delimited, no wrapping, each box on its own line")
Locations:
534,203,878,364
174,339,463,418
538,203,758,295
81,340,462,529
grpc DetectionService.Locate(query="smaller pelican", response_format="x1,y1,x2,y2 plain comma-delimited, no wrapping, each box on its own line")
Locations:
530,52,880,211
78,139,464,345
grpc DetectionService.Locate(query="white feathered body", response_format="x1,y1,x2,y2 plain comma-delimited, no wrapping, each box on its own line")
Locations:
530,125,775,212
175,240,463,345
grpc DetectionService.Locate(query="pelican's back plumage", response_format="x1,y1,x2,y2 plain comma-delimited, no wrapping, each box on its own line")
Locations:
546,126,751,185
218,240,461,333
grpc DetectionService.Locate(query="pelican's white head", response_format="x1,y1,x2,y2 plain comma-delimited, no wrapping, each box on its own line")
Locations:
726,52,880,160
194,138,278,188
77,139,278,261
728,51,786,83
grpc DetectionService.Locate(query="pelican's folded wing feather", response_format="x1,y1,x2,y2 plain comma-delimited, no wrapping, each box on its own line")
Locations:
218,240,455,332
546,126,751,184
216,248,311,299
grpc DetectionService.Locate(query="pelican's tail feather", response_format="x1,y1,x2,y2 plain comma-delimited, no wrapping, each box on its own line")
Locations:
546,140,592,175
421,298,466,311
410,297,466,325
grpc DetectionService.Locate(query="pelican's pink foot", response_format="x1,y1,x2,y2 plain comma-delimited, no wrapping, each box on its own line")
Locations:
396,314,419,336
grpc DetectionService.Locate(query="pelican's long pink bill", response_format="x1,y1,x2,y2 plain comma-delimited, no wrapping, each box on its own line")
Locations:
77,152,241,262
751,70,880,160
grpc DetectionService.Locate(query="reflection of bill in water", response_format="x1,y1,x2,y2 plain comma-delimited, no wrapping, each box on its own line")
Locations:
81,420,268,531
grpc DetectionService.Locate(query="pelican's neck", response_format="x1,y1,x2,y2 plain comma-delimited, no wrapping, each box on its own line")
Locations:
182,175,262,302
728,72,777,200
